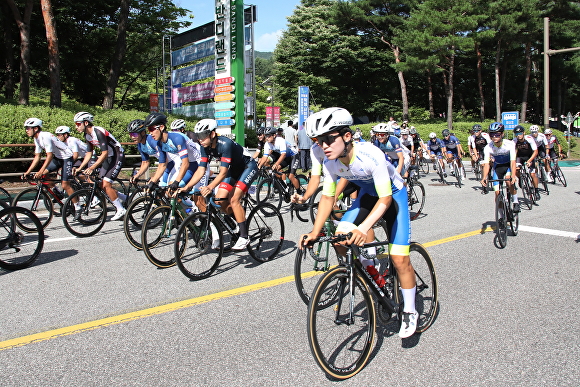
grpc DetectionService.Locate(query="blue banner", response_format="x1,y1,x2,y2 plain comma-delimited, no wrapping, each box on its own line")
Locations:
172,103,215,118
172,39,215,67
298,86,310,131
172,60,215,85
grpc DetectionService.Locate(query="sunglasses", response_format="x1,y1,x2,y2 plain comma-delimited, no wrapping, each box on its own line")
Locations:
148,125,160,133
129,132,140,139
197,131,212,141
490,132,502,138
313,132,342,146
376,133,388,137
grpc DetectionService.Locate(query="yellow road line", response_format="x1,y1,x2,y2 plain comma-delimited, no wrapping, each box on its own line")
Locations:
0,227,495,351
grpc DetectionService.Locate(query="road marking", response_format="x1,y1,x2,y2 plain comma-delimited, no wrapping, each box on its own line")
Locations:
45,236,77,244
0,226,495,351
518,225,580,239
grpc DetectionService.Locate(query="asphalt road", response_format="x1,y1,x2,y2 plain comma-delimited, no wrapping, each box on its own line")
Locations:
1,166,579,386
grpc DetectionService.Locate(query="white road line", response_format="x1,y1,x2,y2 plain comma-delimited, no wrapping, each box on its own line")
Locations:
519,225,580,239
45,236,78,243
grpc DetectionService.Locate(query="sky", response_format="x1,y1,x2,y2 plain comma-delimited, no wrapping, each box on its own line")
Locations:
174,0,302,52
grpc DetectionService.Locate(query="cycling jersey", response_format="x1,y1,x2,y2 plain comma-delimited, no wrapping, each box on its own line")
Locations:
373,136,405,160
400,135,413,150
84,126,123,157
530,133,548,150
138,135,160,161
63,136,88,159
34,132,73,159
263,136,298,157
411,135,423,149
426,138,446,154
468,133,491,151
513,136,537,158
309,142,325,176
482,139,516,165
546,135,559,149
442,135,461,152
156,132,200,164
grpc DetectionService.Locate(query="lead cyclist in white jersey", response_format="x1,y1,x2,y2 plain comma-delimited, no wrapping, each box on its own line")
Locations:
299,107,418,338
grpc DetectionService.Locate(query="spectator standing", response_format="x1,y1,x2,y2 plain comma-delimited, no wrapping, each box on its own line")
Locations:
284,121,298,149
297,120,313,171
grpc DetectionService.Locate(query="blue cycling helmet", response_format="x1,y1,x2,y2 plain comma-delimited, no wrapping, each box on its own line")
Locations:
489,122,504,133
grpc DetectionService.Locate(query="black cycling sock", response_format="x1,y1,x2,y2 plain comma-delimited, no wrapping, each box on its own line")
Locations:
238,221,248,239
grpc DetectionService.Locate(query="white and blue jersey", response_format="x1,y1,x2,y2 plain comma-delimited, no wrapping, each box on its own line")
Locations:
442,135,461,154
156,132,201,187
373,136,403,161
138,135,160,161
264,136,297,158
426,138,446,155
483,139,516,166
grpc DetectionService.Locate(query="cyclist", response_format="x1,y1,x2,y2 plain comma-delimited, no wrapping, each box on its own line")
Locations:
399,128,414,155
468,124,490,173
251,127,267,160
442,129,465,178
126,119,160,184
372,123,409,177
512,125,539,198
170,119,197,142
426,132,448,177
480,122,520,213
528,125,549,183
55,125,88,167
258,127,303,195
74,111,127,220
299,107,418,338
544,128,563,182
181,119,258,251
292,112,324,205
409,127,425,166
22,118,75,200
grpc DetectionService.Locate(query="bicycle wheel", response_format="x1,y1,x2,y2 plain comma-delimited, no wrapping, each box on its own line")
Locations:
435,160,444,181
175,212,223,280
141,205,184,268
524,173,537,206
419,155,429,174
394,242,438,333
246,202,284,263
255,178,283,213
0,207,44,270
308,266,375,380
0,186,11,203
62,189,107,237
309,186,324,224
518,176,532,210
11,187,54,232
294,239,341,306
474,161,482,181
296,174,309,192
539,166,550,195
408,181,425,220
453,162,462,187
123,196,161,249
495,195,507,248
554,165,567,187
509,208,519,236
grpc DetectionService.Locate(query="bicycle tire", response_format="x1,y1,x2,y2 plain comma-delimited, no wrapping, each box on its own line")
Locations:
393,242,439,333
0,206,44,270
419,155,429,174
519,175,533,210
12,187,54,232
555,165,567,187
175,212,223,280
509,208,519,236
62,189,107,237
454,162,462,187
524,173,537,206
474,161,482,181
307,266,375,380
0,186,11,203
309,186,324,224
123,195,162,249
141,205,184,268
408,181,426,220
539,166,550,195
255,177,283,213
495,195,507,248
246,202,284,263
294,240,341,306
435,160,444,181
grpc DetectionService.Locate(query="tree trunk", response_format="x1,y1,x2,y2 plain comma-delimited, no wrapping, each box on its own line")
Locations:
40,0,61,107
2,1,16,99
427,69,434,119
500,59,508,110
476,42,485,121
447,51,455,130
520,40,532,123
6,0,34,105
103,0,130,110
495,40,501,121
392,46,409,121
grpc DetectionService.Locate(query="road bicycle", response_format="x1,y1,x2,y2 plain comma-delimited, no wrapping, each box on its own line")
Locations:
488,178,519,249
517,162,537,210
0,205,44,270
123,186,169,250
294,212,388,306
174,191,284,280
536,158,550,195
255,168,308,212
447,154,465,187
473,157,483,181
431,155,445,182
308,185,353,224
414,148,429,174
0,179,11,203
547,156,567,187
407,166,425,220
306,233,438,379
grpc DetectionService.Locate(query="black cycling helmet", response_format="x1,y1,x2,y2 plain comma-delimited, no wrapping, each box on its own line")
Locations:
127,119,145,133
489,122,504,133
472,124,482,132
442,129,450,137
144,113,167,128
265,127,278,136
513,125,525,134
256,127,265,135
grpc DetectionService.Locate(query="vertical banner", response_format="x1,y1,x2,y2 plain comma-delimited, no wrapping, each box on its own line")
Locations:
265,106,273,127
230,0,245,145
298,86,310,131
273,107,281,127
150,94,159,113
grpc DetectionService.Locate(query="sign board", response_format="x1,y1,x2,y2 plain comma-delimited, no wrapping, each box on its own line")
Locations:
501,111,519,130
217,119,235,126
215,110,236,118
149,94,159,113
298,86,310,131
215,85,235,94
214,102,235,110
215,76,235,85
214,93,235,102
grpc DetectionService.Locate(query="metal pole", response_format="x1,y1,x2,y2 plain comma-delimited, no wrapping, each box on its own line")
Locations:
169,36,173,113
251,5,256,131
543,17,550,130
162,36,166,113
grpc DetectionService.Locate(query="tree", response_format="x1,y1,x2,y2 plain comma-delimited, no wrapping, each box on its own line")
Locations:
40,0,61,107
5,0,33,105
1,1,16,99
102,0,130,109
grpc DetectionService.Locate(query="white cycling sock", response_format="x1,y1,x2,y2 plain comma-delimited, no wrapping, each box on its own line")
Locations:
513,194,518,203
402,286,417,313
112,198,123,210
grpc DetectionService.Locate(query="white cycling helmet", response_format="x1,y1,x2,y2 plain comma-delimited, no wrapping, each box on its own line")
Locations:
170,119,186,131
400,129,409,135
429,132,437,139
24,117,42,128
193,119,218,133
307,107,353,138
305,112,322,138
544,128,552,135
55,126,70,134
373,123,390,133
74,111,93,123
529,124,540,133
